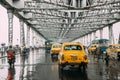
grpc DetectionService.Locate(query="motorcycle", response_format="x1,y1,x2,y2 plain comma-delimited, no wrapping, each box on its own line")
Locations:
7,53,15,68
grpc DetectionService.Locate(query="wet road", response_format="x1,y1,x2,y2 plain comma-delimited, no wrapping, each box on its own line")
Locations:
0,49,120,80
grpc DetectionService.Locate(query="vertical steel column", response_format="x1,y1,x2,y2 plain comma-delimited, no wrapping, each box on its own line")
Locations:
83,36,84,45
32,30,34,47
79,38,81,43
35,34,38,47
87,34,89,46
118,33,120,44
82,37,84,44
19,19,25,46
83,37,84,44
90,33,92,43
7,9,13,46
84,36,86,46
108,24,114,44
26,25,30,48
100,28,103,39
93,31,96,40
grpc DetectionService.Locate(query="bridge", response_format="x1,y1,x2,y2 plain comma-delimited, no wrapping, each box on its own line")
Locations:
0,0,120,80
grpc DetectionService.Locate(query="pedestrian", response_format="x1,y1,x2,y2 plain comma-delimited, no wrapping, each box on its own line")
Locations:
105,53,109,66
21,45,27,56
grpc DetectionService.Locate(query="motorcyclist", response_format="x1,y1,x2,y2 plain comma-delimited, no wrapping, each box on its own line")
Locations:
7,45,16,67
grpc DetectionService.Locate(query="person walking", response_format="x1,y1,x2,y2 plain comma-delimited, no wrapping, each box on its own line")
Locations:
21,45,27,56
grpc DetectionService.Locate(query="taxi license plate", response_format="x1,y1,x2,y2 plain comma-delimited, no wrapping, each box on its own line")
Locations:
71,57,77,60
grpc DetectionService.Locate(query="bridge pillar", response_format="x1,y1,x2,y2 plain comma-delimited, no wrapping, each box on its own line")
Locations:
26,25,30,48
108,24,114,44
83,36,85,46
85,36,87,46
82,37,83,44
7,9,14,46
19,19,25,47
85,35,87,46
93,31,96,40
81,37,83,44
32,30,35,48
118,33,120,44
100,28,103,39
89,33,92,43
87,34,89,46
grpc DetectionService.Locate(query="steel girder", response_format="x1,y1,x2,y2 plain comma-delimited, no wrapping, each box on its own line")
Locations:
1,0,120,42
21,0,120,42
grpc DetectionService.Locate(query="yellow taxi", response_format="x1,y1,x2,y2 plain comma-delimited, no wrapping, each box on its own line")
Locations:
50,43,61,59
58,42,88,71
114,44,120,53
106,44,120,60
88,44,97,54
115,44,120,60
106,44,115,55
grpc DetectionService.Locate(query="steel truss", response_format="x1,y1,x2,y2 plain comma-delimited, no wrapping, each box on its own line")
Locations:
19,0,120,42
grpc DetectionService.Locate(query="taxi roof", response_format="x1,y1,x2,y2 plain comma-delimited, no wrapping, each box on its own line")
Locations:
108,44,120,46
53,43,61,45
62,42,83,46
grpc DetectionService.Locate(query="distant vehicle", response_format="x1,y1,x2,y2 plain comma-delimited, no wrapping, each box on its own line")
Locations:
45,40,54,53
106,44,120,60
50,43,61,61
91,39,109,60
58,42,88,71
88,44,97,54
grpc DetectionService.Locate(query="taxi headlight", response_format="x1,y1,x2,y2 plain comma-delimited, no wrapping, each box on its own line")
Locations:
61,55,64,60
84,55,87,60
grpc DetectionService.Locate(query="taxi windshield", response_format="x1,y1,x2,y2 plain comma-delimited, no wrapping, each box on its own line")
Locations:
53,45,61,48
64,45,82,50
115,46,120,49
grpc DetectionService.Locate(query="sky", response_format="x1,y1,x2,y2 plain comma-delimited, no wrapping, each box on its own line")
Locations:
0,4,120,46
0,5,24,46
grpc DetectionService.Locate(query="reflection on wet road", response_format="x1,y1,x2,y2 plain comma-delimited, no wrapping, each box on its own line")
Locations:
59,68,88,80
0,49,120,80
7,67,15,80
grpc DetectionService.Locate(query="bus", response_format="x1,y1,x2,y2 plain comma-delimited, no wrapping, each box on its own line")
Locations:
90,39,109,60
45,40,54,53
92,39,109,51
92,39,109,45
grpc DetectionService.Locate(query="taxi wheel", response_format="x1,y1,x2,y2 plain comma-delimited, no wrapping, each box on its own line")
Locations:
58,63,63,70
79,63,87,72
83,65,86,72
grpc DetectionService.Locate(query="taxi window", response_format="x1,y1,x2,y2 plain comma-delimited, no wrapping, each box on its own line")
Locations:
64,45,82,50
53,45,61,48
115,46,120,49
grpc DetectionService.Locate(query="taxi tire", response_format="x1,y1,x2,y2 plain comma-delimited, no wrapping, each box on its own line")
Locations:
83,65,86,72
79,63,87,72
58,63,63,70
